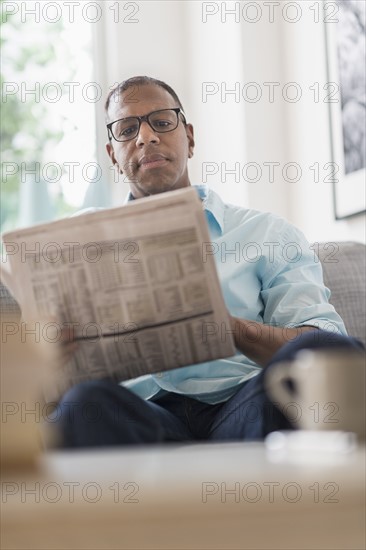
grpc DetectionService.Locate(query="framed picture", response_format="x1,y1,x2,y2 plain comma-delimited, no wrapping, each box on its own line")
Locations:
325,0,366,219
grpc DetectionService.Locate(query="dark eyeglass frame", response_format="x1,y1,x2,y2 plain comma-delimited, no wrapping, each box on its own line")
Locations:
106,107,187,142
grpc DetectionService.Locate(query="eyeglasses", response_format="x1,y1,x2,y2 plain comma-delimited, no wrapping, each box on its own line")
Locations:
107,108,186,142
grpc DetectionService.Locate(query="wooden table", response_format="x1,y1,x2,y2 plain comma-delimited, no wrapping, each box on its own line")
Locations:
1,441,365,549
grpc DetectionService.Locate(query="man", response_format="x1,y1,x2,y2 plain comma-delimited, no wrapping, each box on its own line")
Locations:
56,76,363,447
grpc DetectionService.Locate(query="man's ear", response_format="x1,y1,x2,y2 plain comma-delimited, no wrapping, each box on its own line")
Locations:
106,142,121,171
106,142,115,162
186,123,195,158
106,142,123,174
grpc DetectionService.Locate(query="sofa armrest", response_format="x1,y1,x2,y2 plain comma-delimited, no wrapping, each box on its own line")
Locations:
0,282,21,320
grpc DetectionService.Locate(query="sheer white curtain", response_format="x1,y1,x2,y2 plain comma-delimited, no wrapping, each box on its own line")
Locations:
1,2,112,231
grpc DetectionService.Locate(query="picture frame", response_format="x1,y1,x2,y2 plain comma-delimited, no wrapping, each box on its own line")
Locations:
324,0,366,220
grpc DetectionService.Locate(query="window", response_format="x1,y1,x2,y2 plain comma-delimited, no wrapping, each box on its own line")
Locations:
1,1,110,232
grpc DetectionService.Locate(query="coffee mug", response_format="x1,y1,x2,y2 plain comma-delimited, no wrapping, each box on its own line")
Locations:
265,349,366,440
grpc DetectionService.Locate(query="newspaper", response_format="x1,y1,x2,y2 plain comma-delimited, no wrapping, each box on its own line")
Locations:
1,188,235,400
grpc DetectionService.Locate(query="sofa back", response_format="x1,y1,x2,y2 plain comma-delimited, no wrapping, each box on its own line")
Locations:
316,241,365,346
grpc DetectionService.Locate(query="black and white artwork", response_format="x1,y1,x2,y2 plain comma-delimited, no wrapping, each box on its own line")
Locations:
326,0,366,219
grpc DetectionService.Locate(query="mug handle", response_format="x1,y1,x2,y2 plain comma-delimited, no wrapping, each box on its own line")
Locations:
265,361,301,411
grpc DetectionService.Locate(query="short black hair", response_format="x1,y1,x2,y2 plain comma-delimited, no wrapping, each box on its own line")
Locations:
105,76,185,121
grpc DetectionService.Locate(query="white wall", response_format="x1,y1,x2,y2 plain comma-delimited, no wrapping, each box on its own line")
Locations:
184,1,248,207
277,1,366,243
96,0,365,243
95,0,190,204
238,0,365,243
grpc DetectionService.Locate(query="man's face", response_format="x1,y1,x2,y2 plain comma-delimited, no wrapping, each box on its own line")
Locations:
106,84,195,198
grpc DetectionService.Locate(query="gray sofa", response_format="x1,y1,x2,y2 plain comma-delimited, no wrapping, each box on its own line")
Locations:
316,241,365,345
1,241,365,345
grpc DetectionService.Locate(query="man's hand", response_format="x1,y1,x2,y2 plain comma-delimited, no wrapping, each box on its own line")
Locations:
229,315,318,367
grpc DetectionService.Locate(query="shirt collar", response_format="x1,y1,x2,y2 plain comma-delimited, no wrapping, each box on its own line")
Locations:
200,185,225,235
124,185,225,235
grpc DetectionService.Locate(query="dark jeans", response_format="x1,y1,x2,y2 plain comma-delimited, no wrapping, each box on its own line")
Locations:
52,330,364,448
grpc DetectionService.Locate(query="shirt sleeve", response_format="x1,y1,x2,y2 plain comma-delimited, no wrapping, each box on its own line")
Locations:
259,220,347,335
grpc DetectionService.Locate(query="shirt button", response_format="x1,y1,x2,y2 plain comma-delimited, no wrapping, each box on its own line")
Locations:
156,373,162,378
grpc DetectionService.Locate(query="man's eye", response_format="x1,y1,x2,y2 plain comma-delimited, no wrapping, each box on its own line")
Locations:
120,125,138,137
153,120,173,128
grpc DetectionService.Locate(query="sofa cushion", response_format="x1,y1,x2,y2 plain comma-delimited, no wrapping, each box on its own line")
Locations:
316,241,366,346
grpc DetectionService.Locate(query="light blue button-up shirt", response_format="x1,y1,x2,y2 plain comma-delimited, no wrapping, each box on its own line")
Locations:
121,185,347,404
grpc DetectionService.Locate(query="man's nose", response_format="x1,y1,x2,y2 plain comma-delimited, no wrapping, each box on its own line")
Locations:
135,121,160,146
